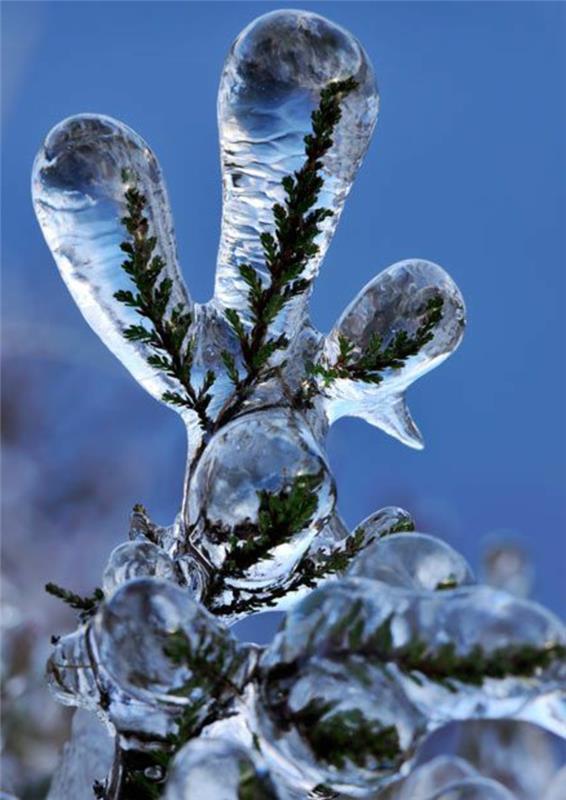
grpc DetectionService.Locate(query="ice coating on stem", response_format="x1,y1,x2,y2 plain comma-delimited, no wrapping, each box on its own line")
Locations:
94,579,249,709
102,541,177,597
258,656,426,795
32,9,565,800
346,532,475,591
215,9,379,334
321,259,466,448
165,738,281,800
189,408,336,588
32,114,192,409
261,581,566,734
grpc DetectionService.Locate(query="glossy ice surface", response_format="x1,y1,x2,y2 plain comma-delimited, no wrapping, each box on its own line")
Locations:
33,8,564,800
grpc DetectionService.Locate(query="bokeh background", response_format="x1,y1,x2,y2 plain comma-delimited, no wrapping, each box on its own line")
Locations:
2,1,565,797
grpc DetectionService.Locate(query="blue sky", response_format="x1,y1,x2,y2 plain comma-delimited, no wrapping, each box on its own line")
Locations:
2,1,565,620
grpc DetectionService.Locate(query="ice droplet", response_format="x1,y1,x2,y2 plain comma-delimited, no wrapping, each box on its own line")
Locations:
354,505,416,539
544,766,566,800
321,259,466,448
215,9,379,335
456,720,560,800
258,655,425,795
102,541,176,596
47,628,100,710
31,114,192,411
94,578,249,712
165,737,281,800
389,755,479,800
262,581,565,735
46,710,114,800
482,537,533,599
189,408,336,588
346,532,475,592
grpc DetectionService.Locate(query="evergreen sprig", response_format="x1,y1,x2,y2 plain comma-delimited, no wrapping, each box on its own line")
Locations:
340,610,566,693
115,170,215,433
216,77,359,426
302,295,444,400
237,763,277,800
110,629,246,799
45,582,103,622
290,700,401,770
224,471,323,575
209,513,416,616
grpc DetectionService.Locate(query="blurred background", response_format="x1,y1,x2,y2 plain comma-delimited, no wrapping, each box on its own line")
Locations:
2,2,565,797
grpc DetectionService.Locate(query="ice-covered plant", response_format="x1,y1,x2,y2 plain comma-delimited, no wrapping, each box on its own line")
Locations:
32,10,565,800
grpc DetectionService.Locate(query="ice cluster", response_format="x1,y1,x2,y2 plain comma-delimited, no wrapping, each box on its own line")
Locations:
32,9,564,800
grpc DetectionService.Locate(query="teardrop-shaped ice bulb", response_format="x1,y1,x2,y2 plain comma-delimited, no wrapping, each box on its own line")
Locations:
263,580,566,737
258,648,426,794
47,628,100,710
346,532,475,592
32,114,192,409
189,408,336,590
94,578,248,714
215,9,379,333
101,540,177,597
321,259,466,448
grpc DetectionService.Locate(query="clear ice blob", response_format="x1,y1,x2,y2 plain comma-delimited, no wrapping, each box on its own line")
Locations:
47,620,178,741
455,720,560,800
424,777,516,800
390,755,479,800
47,628,101,710
261,581,566,736
215,9,379,335
189,408,336,588
46,710,114,800
258,654,425,796
31,114,195,413
102,541,176,596
164,737,280,800
346,532,475,591
320,259,466,448
354,505,416,539
93,578,250,714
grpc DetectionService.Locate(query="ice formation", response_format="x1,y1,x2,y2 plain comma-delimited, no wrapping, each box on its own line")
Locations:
32,9,564,800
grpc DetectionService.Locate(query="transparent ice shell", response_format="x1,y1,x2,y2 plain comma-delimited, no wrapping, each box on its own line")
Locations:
320,259,466,449
165,737,281,800
346,532,475,591
215,9,379,336
102,541,177,596
31,114,194,412
189,408,336,588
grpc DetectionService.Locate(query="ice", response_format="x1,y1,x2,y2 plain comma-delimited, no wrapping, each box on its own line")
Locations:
215,9,379,336
346,532,475,591
257,655,426,796
102,541,176,596
320,259,466,448
31,115,193,412
94,578,250,709
354,505,416,539
423,777,516,800
189,408,335,589
165,737,281,800
387,755,479,800
32,8,564,800
46,710,114,800
261,581,566,735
